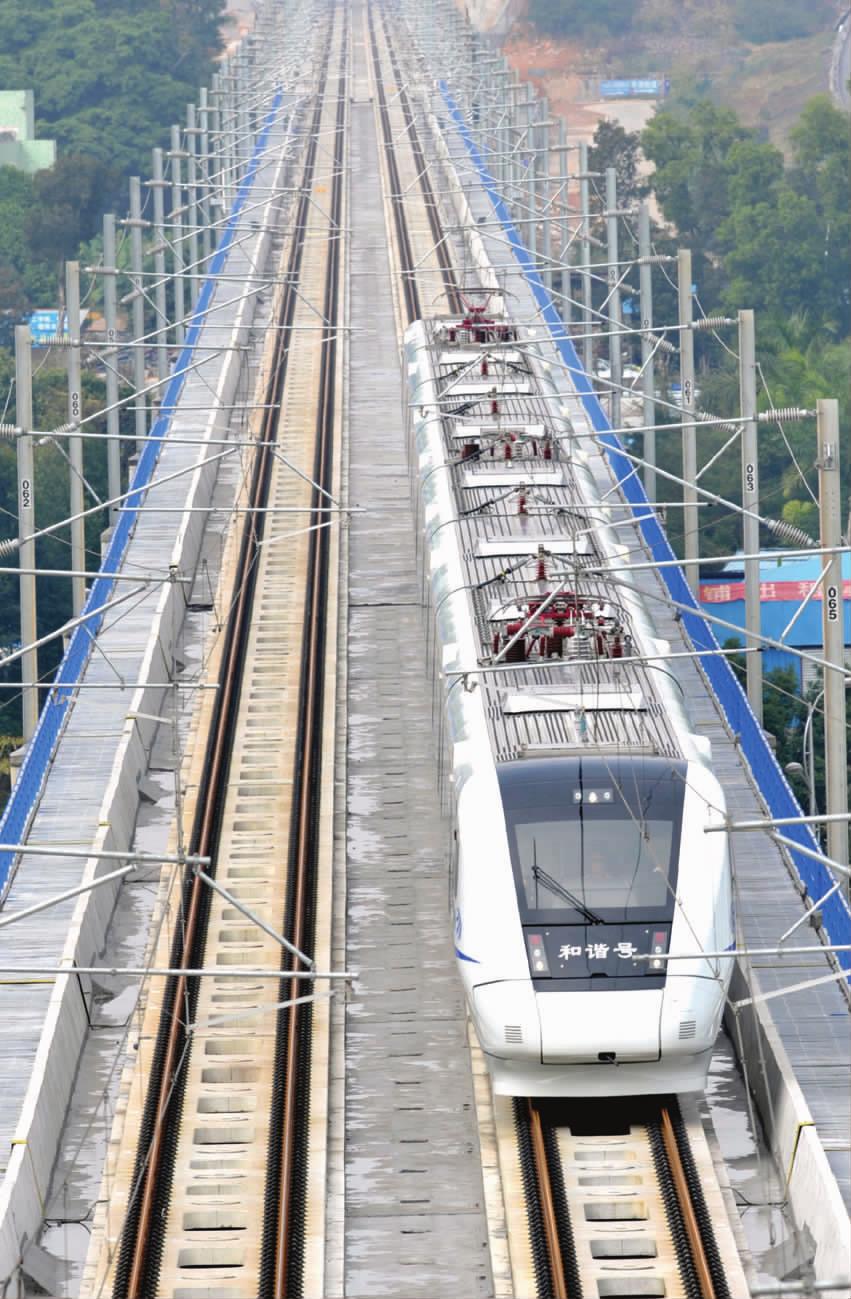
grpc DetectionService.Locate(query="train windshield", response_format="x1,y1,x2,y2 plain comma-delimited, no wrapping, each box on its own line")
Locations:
498,756,686,924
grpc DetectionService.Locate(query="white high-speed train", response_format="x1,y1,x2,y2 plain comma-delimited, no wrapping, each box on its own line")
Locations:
405,307,733,1096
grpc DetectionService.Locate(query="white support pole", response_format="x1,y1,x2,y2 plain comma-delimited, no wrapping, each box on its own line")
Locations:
579,142,593,378
14,326,38,741
128,176,148,450
237,54,251,173
0,964,351,981
739,308,762,724
522,88,535,251
102,214,122,518
605,167,622,431
557,117,571,325
221,71,236,213
65,261,86,615
151,147,169,385
209,74,224,218
198,87,213,270
185,103,201,301
678,248,698,591
638,200,655,502
539,100,552,293
170,125,185,346
817,398,849,870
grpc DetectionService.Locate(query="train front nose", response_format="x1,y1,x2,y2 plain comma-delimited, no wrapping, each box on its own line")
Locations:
472,983,663,1066
537,989,663,1064
472,981,541,1061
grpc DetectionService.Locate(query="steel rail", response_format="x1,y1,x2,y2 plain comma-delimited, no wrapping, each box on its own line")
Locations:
659,1101,730,1299
660,1105,717,1299
528,1101,569,1299
376,1,463,314
111,24,338,1299
519,1099,731,1299
260,12,349,1298
367,3,421,324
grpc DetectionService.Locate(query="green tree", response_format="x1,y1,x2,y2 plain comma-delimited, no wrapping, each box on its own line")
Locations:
641,103,761,257
0,0,225,179
29,156,121,272
642,94,850,333
588,120,648,204
762,666,809,788
718,188,830,322
0,0,227,312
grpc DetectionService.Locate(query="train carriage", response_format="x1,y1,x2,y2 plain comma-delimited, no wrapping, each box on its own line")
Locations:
405,306,734,1096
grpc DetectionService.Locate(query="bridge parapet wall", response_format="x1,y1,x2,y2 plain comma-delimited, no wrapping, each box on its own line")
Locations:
0,89,295,1288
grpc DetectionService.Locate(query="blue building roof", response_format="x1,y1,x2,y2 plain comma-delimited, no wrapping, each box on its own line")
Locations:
699,552,850,682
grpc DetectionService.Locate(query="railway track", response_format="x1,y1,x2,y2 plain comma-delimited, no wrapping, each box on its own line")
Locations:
108,11,348,1298
375,2,462,315
89,6,464,1296
360,14,747,1299
367,0,461,324
260,7,348,1294
516,1097,732,1299
368,4,421,323
76,8,754,1299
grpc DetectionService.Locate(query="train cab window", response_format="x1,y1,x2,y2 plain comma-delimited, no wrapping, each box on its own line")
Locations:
497,755,686,925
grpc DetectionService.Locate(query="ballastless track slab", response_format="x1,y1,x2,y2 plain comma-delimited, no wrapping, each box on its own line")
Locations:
340,4,493,1296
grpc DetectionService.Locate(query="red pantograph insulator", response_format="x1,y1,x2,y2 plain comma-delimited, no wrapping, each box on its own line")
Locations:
504,620,526,663
517,492,527,515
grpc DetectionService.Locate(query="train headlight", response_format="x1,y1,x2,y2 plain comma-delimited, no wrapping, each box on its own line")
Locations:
650,929,668,971
525,932,550,975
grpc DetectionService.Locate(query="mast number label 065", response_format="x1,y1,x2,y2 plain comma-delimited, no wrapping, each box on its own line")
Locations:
826,584,839,622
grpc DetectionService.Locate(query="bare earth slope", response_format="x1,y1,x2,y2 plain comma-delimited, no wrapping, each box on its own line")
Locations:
469,0,838,153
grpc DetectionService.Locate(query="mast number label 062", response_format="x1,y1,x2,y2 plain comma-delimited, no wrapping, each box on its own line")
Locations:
20,478,32,510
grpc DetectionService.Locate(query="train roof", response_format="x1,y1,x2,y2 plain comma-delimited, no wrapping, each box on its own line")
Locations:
417,316,683,765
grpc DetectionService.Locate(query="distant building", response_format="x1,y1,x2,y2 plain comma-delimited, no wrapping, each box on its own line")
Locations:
700,554,851,691
0,91,56,174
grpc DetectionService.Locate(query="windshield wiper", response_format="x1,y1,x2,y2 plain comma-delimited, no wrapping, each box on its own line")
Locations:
530,865,604,925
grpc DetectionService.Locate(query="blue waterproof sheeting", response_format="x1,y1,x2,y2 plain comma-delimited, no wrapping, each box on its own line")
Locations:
440,82,851,973
0,88,286,900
